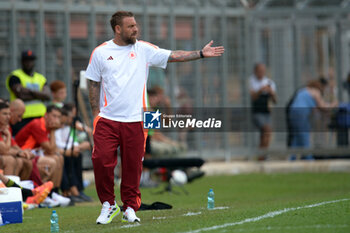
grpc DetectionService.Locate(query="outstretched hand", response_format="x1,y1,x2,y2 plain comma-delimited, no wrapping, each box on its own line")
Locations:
202,40,225,58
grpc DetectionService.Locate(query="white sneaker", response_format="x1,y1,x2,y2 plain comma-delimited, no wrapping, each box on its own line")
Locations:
96,201,120,224
40,197,60,208
52,192,71,207
122,207,140,223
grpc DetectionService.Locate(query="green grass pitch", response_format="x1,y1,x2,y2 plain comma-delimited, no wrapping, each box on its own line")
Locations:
1,172,350,233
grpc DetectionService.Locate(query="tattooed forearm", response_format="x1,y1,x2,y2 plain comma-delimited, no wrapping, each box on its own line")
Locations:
88,80,101,117
168,50,201,63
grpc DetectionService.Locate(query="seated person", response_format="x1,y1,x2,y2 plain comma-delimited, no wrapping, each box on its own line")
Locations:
0,172,53,206
9,99,35,180
0,100,33,179
15,105,70,206
9,99,26,130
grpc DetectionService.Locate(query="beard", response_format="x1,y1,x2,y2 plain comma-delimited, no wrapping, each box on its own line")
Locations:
121,32,137,45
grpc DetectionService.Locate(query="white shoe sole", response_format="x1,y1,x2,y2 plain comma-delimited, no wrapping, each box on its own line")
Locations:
122,215,140,223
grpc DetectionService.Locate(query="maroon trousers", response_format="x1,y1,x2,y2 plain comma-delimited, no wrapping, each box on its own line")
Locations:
92,117,147,211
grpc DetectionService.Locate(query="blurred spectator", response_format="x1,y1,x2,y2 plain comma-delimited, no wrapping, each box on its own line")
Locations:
176,87,192,145
343,72,350,100
50,80,67,108
148,67,167,90
249,63,277,152
15,106,63,191
331,72,350,146
0,99,34,179
148,86,171,112
0,100,18,175
287,77,338,158
8,98,51,182
56,103,92,202
6,50,50,136
50,80,92,137
139,87,187,188
15,105,71,206
139,89,159,188
9,99,26,127
147,87,186,157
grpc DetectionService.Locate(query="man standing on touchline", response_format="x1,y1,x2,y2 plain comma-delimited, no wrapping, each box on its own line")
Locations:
86,11,224,224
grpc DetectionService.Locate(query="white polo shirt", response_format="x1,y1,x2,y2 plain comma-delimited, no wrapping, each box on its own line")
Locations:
85,39,171,122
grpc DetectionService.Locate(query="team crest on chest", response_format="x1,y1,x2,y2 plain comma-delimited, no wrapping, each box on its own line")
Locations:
129,51,137,59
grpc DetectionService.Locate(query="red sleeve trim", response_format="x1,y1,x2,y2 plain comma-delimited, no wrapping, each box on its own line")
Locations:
89,42,108,64
138,40,159,49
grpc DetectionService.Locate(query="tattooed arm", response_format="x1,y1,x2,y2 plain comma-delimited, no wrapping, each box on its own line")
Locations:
88,80,101,118
168,51,201,63
168,40,225,63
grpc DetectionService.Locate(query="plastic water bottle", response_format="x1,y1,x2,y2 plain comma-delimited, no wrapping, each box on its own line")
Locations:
50,210,59,232
0,211,3,225
207,188,215,210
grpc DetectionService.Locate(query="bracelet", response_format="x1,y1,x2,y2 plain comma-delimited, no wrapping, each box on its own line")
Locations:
200,50,204,58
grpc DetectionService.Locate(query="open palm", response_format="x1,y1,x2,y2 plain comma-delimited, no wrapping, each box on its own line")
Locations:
202,40,225,57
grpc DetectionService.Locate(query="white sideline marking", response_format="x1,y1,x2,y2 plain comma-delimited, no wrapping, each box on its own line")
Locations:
153,216,167,220
120,223,140,228
153,211,204,220
153,211,203,220
226,224,349,232
212,206,229,210
181,198,350,233
183,212,202,216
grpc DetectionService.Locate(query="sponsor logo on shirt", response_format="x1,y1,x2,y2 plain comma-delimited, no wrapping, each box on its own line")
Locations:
129,51,137,59
107,56,114,60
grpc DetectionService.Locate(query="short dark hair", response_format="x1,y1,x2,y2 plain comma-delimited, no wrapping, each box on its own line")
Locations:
46,105,62,114
62,103,74,115
319,76,328,86
110,11,134,32
0,101,9,111
254,63,265,71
